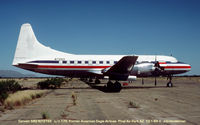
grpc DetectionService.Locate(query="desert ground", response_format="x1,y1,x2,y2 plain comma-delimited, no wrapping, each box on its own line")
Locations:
0,77,200,125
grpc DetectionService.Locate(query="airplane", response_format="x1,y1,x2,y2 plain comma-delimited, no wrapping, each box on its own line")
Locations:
12,23,191,91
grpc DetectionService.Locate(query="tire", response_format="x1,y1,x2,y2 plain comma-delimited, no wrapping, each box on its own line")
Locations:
107,81,113,90
89,79,93,83
114,81,122,92
95,79,100,84
167,82,173,87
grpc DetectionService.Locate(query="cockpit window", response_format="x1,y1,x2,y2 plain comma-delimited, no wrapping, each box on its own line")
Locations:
177,61,184,64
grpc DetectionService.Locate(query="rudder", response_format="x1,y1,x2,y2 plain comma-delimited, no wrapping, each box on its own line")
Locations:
12,23,72,66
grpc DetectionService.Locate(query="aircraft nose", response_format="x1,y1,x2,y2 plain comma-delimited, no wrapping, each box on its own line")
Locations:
183,63,191,71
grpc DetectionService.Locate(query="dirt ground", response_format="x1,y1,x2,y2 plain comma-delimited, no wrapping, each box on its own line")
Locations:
0,77,200,125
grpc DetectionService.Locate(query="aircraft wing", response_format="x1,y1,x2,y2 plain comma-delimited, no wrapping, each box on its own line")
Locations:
103,56,138,80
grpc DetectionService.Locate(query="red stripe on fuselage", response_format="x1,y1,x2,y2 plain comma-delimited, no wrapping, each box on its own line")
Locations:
159,62,166,64
163,66,191,69
37,65,111,69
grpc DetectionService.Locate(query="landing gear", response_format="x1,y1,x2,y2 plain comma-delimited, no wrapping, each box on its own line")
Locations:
89,78,93,83
167,82,173,87
155,77,157,86
106,81,122,92
107,81,113,89
114,81,122,92
167,75,173,87
142,78,144,85
95,79,101,84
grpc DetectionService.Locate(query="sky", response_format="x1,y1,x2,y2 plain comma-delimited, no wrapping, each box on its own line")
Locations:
0,0,199,76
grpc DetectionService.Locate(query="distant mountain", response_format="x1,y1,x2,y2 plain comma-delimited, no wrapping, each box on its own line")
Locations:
0,70,37,78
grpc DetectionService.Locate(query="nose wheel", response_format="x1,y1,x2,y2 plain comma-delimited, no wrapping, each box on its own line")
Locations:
167,82,173,87
167,75,173,87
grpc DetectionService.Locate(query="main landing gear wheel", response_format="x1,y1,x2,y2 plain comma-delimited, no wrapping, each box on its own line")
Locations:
107,81,113,90
89,78,93,83
114,81,122,92
95,79,101,84
106,81,122,92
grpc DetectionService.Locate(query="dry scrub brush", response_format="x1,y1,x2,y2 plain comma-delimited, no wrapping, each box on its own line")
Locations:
37,78,65,89
4,90,48,108
128,101,140,108
71,91,77,105
41,111,50,119
0,80,21,104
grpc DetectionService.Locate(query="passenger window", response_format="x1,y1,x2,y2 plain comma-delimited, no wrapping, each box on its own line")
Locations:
70,61,74,64
85,61,89,64
92,61,96,64
99,61,103,64
114,61,118,64
106,61,110,64
78,61,82,64
63,61,67,64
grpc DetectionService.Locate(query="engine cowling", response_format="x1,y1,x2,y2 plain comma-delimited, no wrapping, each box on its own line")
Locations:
133,63,155,76
132,62,165,76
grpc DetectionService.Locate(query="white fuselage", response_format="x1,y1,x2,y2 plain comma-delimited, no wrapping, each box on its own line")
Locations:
15,54,190,78
13,23,191,79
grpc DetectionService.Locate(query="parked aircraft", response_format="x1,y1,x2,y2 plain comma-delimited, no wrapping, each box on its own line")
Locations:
13,23,191,91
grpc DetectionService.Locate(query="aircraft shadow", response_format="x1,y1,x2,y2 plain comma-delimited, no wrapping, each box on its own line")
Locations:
83,81,170,93
85,82,116,93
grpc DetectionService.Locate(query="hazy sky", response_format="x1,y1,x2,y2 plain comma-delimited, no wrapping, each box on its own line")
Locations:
0,0,199,76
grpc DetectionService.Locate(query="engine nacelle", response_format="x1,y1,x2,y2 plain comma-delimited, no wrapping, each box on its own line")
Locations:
132,62,164,76
132,63,155,75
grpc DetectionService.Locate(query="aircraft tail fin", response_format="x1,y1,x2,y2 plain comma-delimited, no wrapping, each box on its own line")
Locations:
13,23,71,66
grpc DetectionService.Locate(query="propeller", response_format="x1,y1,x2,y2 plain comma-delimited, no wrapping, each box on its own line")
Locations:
153,56,165,86
154,55,160,86
154,56,160,74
